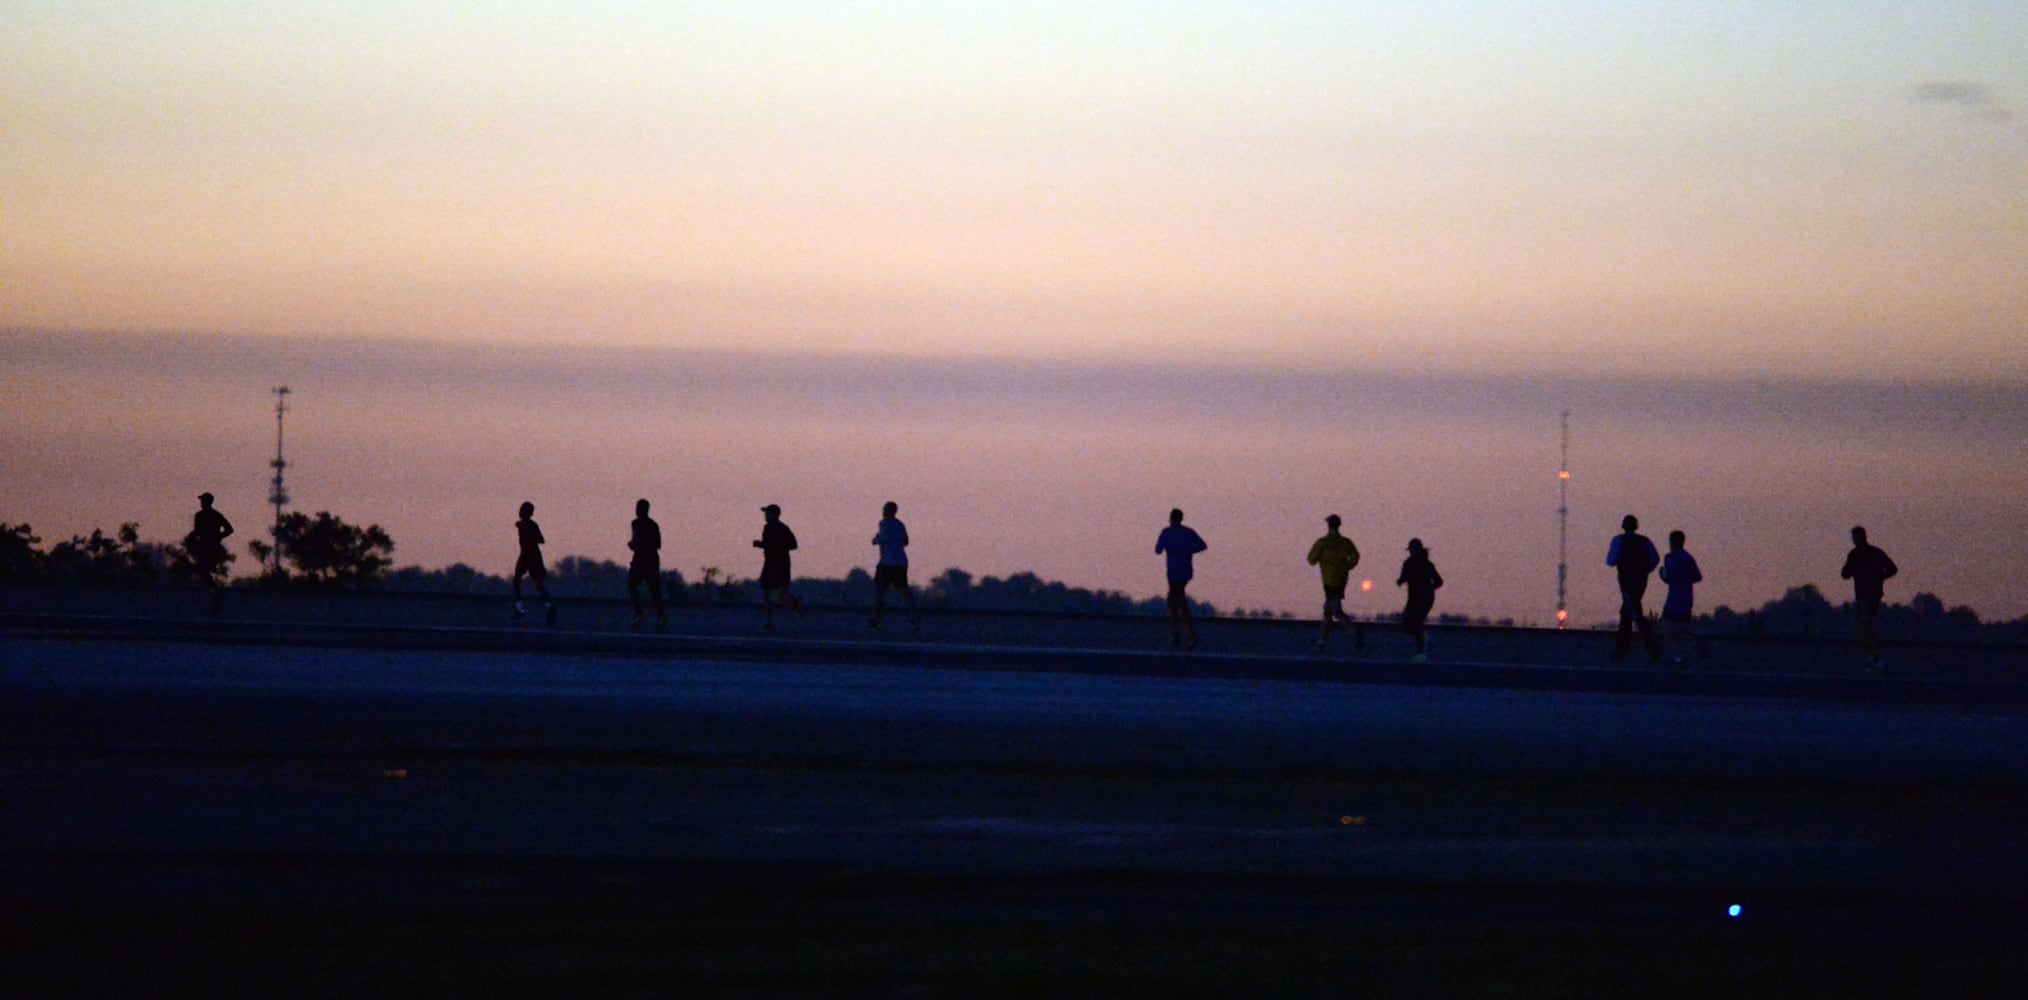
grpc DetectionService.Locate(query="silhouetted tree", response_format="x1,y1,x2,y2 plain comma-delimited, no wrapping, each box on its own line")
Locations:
45,523,178,588
0,522,43,584
692,566,744,604
839,566,873,606
926,568,973,605
245,538,277,578
272,511,393,586
1743,584,1838,637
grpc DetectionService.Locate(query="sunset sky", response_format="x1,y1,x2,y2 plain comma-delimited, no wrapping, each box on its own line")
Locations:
5,3,2025,622
7,2,2024,375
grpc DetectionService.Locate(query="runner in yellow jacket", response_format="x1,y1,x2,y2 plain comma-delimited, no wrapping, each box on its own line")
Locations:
1307,514,1363,652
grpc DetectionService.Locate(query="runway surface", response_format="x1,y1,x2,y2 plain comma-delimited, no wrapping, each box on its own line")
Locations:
3,609,2026,995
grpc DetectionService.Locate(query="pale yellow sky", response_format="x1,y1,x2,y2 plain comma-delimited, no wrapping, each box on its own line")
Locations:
5,2,2025,378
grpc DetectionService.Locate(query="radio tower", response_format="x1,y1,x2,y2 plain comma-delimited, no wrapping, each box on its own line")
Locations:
268,386,291,576
1555,410,1571,629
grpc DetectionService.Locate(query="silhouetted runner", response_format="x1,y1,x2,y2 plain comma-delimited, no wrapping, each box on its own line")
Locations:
869,500,919,631
1841,525,1899,671
1306,514,1363,652
1658,529,1707,665
755,504,801,630
188,492,233,613
1606,514,1661,663
1396,538,1442,662
627,498,666,632
1154,508,1207,650
513,501,556,625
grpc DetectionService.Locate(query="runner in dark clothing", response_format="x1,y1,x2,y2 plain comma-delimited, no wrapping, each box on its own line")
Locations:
188,492,233,613
513,501,556,625
1606,514,1662,663
627,498,666,632
755,504,801,630
1154,508,1207,650
1841,525,1899,670
1396,538,1442,662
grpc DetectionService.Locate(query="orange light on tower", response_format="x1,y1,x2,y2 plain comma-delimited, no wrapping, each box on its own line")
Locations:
1556,411,1572,630
1360,579,1373,593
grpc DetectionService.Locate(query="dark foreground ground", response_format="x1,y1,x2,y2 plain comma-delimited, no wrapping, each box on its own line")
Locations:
3,593,2026,996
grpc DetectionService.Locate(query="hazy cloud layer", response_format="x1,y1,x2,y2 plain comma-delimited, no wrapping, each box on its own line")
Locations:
1912,80,2015,123
10,329,2024,444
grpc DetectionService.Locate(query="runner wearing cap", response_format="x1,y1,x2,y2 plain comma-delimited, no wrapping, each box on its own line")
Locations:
188,492,234,613
755,503,801,630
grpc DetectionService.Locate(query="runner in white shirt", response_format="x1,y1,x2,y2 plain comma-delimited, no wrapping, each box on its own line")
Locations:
870,500,919,631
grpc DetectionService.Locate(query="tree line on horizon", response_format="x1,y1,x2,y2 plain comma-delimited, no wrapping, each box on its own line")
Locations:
0,513,391,590
4,516,2026,643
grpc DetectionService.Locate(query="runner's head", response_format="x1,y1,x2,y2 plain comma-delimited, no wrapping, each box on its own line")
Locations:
519,501,535,520
883,501,898,518
198,492,214,509
1169,508,1184,525
1668,530,1685,551
1325,514,1341,529
1621,514,1639,532
636,498,650,516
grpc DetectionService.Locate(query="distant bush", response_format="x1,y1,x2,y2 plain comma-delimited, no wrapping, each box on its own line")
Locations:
382,562,510,596
922,568,1206,617
372,560,1203,617
381,559,699,602
1703,585,2018,643
548,557,690,601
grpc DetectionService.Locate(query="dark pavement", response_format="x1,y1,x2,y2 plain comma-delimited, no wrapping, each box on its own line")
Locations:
3,599,2026,996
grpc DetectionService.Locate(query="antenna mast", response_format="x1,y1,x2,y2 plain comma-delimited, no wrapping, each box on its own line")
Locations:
268,386,291,575
1556,410,1570,629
